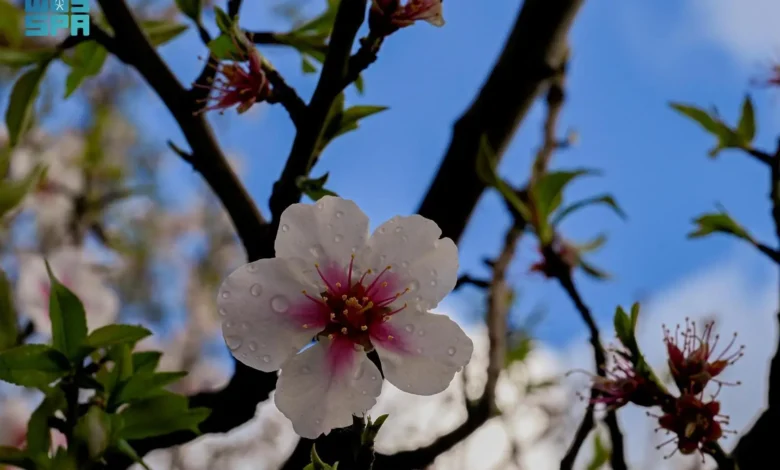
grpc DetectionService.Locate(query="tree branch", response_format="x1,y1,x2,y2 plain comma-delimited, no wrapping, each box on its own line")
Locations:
416,0,585,243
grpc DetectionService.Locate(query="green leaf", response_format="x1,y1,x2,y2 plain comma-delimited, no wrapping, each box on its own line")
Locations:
308,444,337,470
552,194,627,226
141,20,190,47
531,169,596,219
688,211,754,243
579,259,611,280
118,394,210,440
27,388,66,457
0,344,70,388
0,269,18,351
361,413,389,445
213,6,233,33
505,335,533,365
115,439,151,470
737,95,756,143
0,163,46,218
301,56,317,74
64,41,108,98
575,234,608,254
475,136,532,222
613,306,632,348
206,34,243,60
114,371,188,404
0,0,23,48
175,0,202,21
74,406,113,460
132,351,162,374
0,447,35,470
629,302,640,332
335,105,388,138
0,47,56,67
5,60,51,147
85,325,152,350
670,102,747,157
354,75,365,94
296,172,338,201
46,262,88,360
586,432,610,470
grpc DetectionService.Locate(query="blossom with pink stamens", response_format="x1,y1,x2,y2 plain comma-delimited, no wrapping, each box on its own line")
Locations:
369,0,444,36
217,196,472,438
16,248,119,338
195,46,271,115
663,320,744,395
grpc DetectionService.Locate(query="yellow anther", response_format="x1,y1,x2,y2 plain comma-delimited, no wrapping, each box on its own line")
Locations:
351,254,355,259
362,297,369,302
383,316,390,322
343,309,349,316
328,334,334,339
403,287,410,293
367,269,373,274
322,296,328,302
314,263,320,268
361,325,368,331
381,282,388,288
357,301,374,314
341,327,348,334
342,294,348,301
301,290,307,294
302,324,309,329
330,313,336,320
335,282,342,288
387,335,394,340
386,265,392,270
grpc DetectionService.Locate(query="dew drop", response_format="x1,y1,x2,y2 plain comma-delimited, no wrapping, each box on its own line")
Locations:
224,321,234,329
361,390,367,395
247,264,257,272
225,336,242,350
430,280,437,287
394,226,403,233
456,367,463,373
248,341,258,352
401,261,409,269
221,291,230,299
430,269,437,277
414,296,422,302
447,347,456,356
401,235,408,242
262,355,271,363
335,210,344,218
240,322,250,331
433,240,440,248
379,255,387,264
378,227,386,234
317,202,325,210
281,224,289,232
408,280,420,292
326,223,333,230
218,308,227,316
371,375,378,381
417,330,425,337
404,324,415,333
250,284,262,297
416,347,424,354
334,234,343,243
309,244,324,258
270,295,290,313
315,419,322,425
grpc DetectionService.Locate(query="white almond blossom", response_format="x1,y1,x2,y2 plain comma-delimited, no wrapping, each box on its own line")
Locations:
217,196,473,438
16,248,119,337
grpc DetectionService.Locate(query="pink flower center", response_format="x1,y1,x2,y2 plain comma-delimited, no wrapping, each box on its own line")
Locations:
298,255,410,351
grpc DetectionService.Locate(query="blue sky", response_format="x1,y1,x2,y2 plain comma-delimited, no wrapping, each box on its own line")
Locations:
30,0,778,348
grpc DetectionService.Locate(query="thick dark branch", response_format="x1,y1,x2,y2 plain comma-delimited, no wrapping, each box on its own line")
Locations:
265,67,308,127
416,0,584,243
560,404,594,470
96,0,267,261
227,0,243,17
267,0,369,230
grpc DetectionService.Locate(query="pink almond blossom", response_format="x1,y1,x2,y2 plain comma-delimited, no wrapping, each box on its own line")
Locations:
16,248,119,338
369,0,444,36
217,196,473,438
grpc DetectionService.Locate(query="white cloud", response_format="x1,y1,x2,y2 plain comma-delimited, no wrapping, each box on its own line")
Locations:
694,0,780,64
560,254,778,469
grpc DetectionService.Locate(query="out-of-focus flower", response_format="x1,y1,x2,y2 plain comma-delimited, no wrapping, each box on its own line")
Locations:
656,395,729,456
195,46,271,115
369,0,444,36
589,349,658,409
217,196,473,438
663,320,743,395
0,397,67,470
16,247,119,337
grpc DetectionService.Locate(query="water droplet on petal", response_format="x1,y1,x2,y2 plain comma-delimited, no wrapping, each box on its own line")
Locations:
371,375,378,381
317,202,325,210
248,341,258,352
225,336,242,350
414,296,422,302
336,210,344,218
378,227,386,234
309,244,324,258
262,355,271,363
247,264,257,272
224,321,234,329
361,390,367,395
433,240,440,248
221,291,230,299
379,255,387,264
456,367,463,373
270,296,290,313
401,235,408,242
218,308,227,316
447,347,456,356
334,234,343,243
430,269,437,277
250,284,262,297
315,418,322,425
417,330,425,337
240,322,250,330
430,280,437,287
353,363,365,380
326,223,333,230
404,324,415,333
394,226,403,233
401,261,409,269
416,347,424,354
281,224,289,232
409,280,420,292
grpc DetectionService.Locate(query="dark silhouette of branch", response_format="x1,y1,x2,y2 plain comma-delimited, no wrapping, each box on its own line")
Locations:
733,138,780,470
416,0,585,242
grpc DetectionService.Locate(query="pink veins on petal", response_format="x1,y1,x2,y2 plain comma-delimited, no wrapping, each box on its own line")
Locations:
293,255,411,352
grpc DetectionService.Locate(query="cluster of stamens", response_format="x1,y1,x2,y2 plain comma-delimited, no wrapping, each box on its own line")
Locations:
301,255,409,349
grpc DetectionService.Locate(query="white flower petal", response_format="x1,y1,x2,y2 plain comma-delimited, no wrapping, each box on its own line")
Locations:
362,215,458,310
217,257,328,372
275,196,370,269
16,254,51,337
372,310,473,395
275,338,383,439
